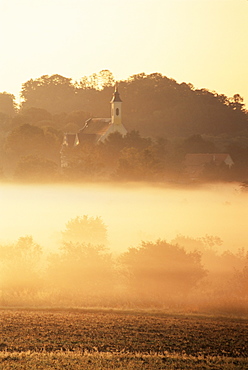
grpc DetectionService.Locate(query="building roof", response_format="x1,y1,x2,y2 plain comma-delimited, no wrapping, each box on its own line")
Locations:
62,133,79,147
184,153,233,167
81,118,111,134
78,118,111,143
184,153,234,179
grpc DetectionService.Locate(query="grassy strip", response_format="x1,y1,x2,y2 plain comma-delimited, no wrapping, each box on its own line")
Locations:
0,351,247,370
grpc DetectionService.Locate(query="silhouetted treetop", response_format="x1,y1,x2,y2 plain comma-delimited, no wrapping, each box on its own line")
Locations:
20,74,77,114
0,92,16,116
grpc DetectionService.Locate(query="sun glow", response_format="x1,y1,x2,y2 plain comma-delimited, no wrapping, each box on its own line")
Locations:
0,0,247,105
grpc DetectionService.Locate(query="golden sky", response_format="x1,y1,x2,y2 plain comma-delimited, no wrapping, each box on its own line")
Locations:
0,0,247,106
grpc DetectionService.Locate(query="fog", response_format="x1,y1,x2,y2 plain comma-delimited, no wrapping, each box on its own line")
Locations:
0,182,247,253
0,182,247,313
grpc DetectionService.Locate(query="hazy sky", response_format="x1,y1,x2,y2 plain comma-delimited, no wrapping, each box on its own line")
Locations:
0,0,247,106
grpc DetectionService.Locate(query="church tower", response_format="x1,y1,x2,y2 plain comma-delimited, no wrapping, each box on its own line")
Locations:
111,84,122,126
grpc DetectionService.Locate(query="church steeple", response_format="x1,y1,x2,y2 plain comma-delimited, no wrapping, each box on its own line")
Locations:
111,84,122,103
111,84,122,125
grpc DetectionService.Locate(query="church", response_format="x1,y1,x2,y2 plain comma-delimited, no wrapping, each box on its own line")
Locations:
62,85,127,147
61,85,127,168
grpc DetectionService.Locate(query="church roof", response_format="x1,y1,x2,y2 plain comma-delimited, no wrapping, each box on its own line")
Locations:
78,118,111,143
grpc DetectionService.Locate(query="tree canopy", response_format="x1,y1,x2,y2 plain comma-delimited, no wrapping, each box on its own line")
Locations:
0,92,16,116
17,70,247,138
120,239,206,304
0,236,43,301
61,215,108,246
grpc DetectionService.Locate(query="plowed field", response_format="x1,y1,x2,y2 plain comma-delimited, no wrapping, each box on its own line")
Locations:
0,309,247,369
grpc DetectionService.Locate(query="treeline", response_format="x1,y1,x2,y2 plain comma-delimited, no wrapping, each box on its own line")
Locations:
0,215,247,314
1,70,247,136
0,70,248,182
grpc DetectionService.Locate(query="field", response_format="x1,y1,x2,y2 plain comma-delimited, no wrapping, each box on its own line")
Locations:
0,309,248,369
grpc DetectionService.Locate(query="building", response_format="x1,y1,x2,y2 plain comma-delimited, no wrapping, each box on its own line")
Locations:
184,153,234,180
61,85,127,167
62,85,127,147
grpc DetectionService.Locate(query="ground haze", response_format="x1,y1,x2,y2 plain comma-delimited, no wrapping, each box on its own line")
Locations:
0,182,247,252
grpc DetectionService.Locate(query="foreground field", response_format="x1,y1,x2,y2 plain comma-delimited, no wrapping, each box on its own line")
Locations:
0,309,247,369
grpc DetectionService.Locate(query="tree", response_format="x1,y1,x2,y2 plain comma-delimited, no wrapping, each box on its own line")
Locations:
4,123,62,165
63,110,90,128
114,145,166,181
123,130,152,150
20,74,77,114
229,94,245,111
0,112,12,132
79,70,115,90
0,236,43,303
233,265,248,299
47,241,114,305
5,124,46,156
10,107,56,132
181,134,216,154
0,166,5,180
47,215,112,305
14,155,58,182
98,69,115,89
99,132,126,167
62,143,105,181
0,92,16,116
171,234,248,311
120,239,206,305
18,107,52,123
61,215,108,246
